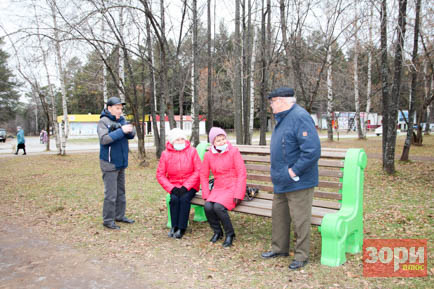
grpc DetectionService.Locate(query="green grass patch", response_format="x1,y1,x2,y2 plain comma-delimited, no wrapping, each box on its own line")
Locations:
0,136,433,288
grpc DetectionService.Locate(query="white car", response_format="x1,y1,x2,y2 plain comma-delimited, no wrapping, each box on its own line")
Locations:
375,126,401,136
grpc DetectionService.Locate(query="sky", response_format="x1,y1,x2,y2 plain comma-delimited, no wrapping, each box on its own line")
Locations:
0,0,426,102
0,0,236,101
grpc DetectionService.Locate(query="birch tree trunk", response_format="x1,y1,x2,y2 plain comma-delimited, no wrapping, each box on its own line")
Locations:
118,6,125,104
365,5,373,124
326,46,334,141
249,0,258,143
50,1,68,155
101,15,108,108
353,3,364,139
34,3,60,154
145,10,162,158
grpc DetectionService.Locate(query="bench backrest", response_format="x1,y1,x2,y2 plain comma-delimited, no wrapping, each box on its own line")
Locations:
236,145,347,224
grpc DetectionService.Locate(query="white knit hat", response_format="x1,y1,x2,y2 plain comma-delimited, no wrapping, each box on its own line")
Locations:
168,128,188,144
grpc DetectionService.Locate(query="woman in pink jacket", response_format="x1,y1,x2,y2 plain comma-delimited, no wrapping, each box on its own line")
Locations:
156,128,201,239
200,127,246,247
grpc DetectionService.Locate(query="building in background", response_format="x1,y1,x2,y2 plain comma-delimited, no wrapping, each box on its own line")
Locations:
57,114,206,137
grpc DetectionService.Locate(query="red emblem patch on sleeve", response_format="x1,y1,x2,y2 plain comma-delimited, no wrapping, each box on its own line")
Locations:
302,131,308,137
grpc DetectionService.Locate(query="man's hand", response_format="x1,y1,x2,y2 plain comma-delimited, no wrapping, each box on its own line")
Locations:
122,124,133,134
288,168,297,178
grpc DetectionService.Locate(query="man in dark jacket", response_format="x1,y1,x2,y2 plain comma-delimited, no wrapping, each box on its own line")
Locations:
98,97,136,229
261,87,321,270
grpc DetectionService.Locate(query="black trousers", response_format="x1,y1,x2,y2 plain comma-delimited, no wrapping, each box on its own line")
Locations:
16,143,26,154
170,189,196,230
204,201,234,236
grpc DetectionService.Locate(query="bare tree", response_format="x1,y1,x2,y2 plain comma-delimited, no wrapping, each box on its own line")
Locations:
234,0,243,144
353,1,364,139
206,0,213,135
380,0,390,167
384,0,407,174
49,0,69,155
191,0,200,146
401,0,421,160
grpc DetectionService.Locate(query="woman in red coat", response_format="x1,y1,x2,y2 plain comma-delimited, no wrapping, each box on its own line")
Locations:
156,128,201,239
200,127,247,247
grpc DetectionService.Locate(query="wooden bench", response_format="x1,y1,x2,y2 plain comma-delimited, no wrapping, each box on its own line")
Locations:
188,143,367,267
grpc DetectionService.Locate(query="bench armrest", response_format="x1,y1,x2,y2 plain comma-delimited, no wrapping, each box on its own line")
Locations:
320,148,367,266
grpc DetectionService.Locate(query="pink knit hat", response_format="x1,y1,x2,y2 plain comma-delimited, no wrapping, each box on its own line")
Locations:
209,127,227,145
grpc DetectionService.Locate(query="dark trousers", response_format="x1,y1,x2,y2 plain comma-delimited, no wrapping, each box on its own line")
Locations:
204,201,234,236
15,143,26,154
102,169,126,224
170,189,196,230
271,188,314,261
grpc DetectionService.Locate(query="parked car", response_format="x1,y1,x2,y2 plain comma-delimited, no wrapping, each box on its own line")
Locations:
375,126,401,136
0,129,6,142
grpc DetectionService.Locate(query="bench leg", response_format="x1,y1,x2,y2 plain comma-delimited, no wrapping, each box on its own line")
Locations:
320,215,347,267
192,205,207,222
166,193,172,228
321,233,346,267
346,227,363,254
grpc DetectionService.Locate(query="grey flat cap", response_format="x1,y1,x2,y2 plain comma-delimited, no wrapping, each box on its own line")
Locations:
267,87,295,99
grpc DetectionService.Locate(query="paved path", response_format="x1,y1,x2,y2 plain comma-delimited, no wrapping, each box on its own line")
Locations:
2,135,433,162
0,222,150,289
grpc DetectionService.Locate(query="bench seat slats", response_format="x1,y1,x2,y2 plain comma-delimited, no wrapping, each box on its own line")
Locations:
244,158,344,168
191,196,338,225
246,170,343,181
246,180,341,192
318,159,345,168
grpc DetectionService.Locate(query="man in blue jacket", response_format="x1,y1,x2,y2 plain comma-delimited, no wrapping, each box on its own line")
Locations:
261,87,321,270
98,97,136,229
15,126,26,155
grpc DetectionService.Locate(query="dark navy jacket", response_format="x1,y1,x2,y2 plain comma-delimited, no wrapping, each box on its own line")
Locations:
98,109,135,170
270,104,321,193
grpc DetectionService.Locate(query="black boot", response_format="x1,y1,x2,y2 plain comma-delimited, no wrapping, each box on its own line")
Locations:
222,233,235,247
210,232,223,243
168,227,177,238
174,228,185,239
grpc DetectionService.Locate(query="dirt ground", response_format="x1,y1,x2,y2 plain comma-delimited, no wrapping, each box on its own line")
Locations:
0,221,151,289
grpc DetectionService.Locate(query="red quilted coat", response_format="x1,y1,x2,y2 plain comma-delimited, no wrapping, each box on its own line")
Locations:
156,141,201,193
200,142,247,210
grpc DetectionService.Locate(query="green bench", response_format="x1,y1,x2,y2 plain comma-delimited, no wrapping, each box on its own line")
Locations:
166,143,367,267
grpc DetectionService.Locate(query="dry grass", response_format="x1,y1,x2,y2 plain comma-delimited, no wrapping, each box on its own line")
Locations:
0,136,433,288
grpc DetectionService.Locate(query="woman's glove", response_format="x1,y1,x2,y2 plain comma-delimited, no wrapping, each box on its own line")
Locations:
234,198,242,206
171,187,180,196
179,186,188,195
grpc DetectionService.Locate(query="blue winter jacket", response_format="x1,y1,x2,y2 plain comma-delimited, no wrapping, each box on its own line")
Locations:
98,109,135,170
270,104,321,193
17,129,25,144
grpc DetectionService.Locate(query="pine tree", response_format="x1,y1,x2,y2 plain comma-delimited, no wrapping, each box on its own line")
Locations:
0,40,20,123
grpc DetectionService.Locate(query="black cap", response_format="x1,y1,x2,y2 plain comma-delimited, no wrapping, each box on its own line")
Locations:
267,87,295,99
107,97,125,106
